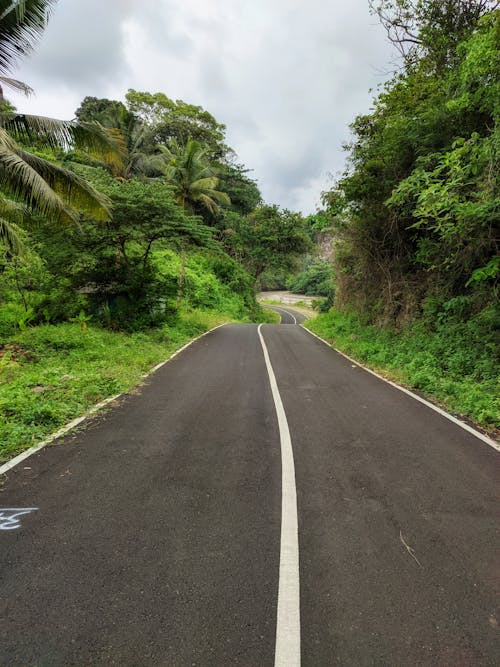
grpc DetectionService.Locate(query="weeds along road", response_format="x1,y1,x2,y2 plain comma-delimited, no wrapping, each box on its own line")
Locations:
1,311,499,666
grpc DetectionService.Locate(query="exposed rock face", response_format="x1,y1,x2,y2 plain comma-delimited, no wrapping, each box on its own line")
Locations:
315,231,335,260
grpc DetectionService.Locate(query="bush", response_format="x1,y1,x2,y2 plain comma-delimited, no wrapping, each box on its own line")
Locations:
287,259,334,296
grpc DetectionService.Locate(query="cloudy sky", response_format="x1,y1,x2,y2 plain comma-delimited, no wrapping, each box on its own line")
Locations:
10,0,395,214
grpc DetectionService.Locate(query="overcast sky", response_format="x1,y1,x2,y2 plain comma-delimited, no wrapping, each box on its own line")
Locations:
9,0,395,214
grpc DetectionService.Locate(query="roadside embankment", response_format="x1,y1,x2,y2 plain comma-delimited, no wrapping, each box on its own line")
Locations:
305,308,499,437
0,310,235,462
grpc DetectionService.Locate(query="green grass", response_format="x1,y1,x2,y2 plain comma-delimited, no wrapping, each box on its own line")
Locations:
305,308,499,435
259,308,281,323
0,309,232,462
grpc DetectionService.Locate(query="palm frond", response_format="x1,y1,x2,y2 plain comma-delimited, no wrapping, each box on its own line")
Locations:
157,143,174,161
195,193,220,215
71,121,127,168
0,192,28,222
163,137,230,216
0,215,23,253
17,148,112,220
0,146,77,224
0,75,32,95
0,114,126,167
0,128,111,223
206,189,231,206
191,176,220,192
0,0,57,76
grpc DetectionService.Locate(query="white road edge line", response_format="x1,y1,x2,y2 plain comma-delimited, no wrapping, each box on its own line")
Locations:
301,325,500,453
0,323,229,476
258,324,301,667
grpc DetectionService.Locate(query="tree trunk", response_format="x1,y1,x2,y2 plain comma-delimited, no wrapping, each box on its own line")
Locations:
177,242,186,307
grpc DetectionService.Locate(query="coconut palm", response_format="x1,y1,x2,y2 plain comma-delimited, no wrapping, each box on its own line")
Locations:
161,138,230,305
0,0,124,253
0,0,57,98
0,193,25,253
96,104,164,179
162,139,230,216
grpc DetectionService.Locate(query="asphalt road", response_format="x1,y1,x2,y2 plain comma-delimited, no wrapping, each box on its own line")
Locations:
1,314,499,666
264,305,308,325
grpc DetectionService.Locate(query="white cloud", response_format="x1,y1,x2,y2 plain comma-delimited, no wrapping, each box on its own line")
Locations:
9,0,394,214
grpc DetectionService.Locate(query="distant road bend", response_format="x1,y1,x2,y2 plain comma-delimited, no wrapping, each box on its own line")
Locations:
1,310,499,666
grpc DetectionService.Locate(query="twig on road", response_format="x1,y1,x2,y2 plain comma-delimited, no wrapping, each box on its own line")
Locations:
400,529,422,567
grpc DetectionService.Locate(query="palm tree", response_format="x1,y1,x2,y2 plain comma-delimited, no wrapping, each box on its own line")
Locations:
0,124,115,216
0,193,25,254
0,0,124,252
162,138,230,304
97,105,164,179
162,139,230,216
0,0,57,98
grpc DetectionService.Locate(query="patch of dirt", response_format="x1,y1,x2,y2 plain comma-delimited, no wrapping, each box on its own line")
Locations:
0,343,38,363
31,385,53,394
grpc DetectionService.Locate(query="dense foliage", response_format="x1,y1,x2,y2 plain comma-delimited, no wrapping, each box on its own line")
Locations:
0,5,310,337
311,1,500,430
324,3,499,329
287,259,334,296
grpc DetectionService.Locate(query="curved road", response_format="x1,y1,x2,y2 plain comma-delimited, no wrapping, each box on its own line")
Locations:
1,312,499,666
264,304,308,325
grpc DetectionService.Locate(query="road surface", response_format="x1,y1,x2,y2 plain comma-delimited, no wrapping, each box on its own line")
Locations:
1,312,499,666
264,304,308,325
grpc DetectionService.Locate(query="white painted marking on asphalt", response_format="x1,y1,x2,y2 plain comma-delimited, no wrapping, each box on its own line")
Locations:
301,325,500,453
0,323,229,476
0,508,38,530
258,324,301,667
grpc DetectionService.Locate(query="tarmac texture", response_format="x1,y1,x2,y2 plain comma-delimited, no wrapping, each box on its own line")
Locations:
1,313,498,665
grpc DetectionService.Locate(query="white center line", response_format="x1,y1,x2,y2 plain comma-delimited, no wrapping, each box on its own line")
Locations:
258,324,301,667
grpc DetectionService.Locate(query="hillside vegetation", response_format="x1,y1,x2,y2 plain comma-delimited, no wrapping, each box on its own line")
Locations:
307,1,499,432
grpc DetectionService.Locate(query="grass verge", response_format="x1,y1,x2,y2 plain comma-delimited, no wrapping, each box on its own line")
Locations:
305,308,499,436
0,309,231,462
259,307,281,324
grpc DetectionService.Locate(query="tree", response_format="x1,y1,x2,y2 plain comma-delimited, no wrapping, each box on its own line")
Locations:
218,162,261,216
0,194,25,253
370,0,499,69
0,1,124,253
224,205,312,282
75,97,127,125
0,0,57,99
75,96,162,178
162,139,230,303
323,7,499,323
126,89,230,160
29,169,213,327
163,139,230,217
